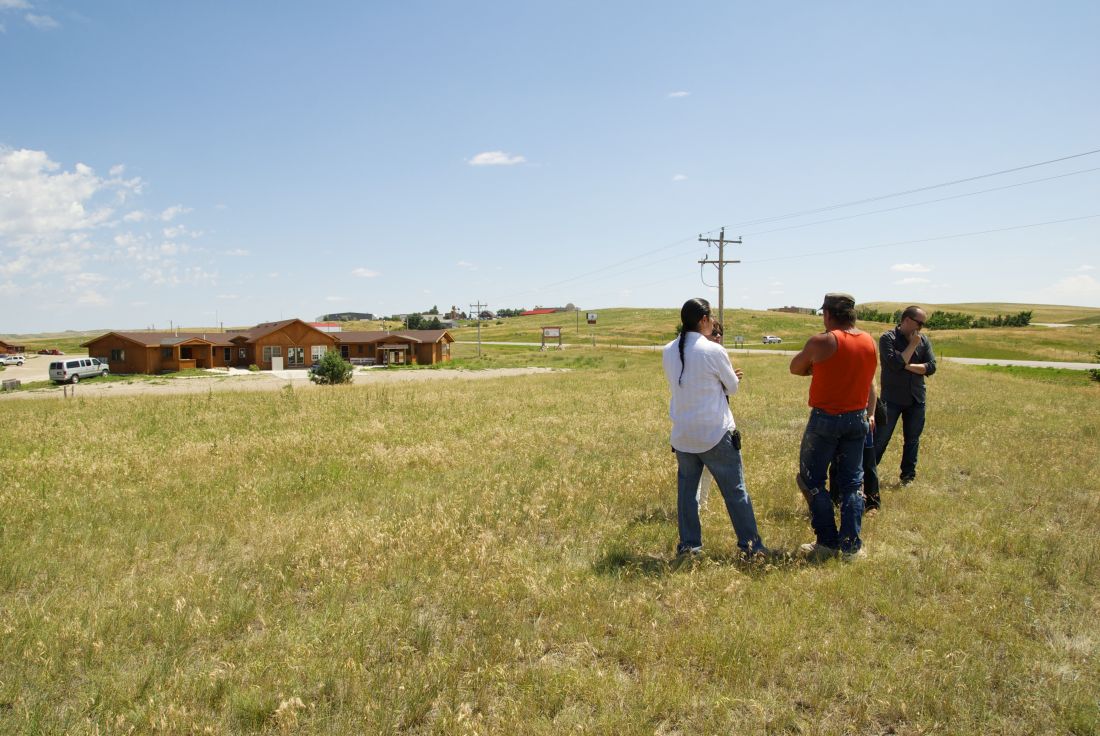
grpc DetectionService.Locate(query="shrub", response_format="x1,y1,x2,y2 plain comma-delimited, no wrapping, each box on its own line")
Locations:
248,364,260,372
309,350,354,385
1090,350,1100,384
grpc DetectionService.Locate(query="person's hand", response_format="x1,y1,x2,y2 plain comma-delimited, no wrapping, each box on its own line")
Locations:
734,368,744,380
868,415,876,433
907,331,921,346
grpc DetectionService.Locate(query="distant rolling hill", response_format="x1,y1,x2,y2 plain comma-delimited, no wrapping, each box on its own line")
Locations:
861,302,1100,324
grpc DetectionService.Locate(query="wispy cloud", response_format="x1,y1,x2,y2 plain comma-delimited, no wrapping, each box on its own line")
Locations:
351,267,379,278
25,13,58,29
0,0,31,9
894,277,931,285
891,263,932,273
160,204,191,221
672,174,687,182
468,151,525,166
456,260,477,270
224,248,249,257
1075,264,1095,272
667,91,690,98
1038,274,1100,303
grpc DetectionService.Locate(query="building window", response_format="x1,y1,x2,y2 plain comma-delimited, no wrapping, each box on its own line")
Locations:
162,347,172,359
357,344,364,354
262,345,282,363
110,349,125,361
239,348,247,359
311,345,327,362
224,348,231,361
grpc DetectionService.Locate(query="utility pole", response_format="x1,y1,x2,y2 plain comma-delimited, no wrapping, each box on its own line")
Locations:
698,227,742,332
469,301,487,357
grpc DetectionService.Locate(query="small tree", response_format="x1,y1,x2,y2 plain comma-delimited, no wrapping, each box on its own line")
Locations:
1090,350,1100,384
309,350,354,385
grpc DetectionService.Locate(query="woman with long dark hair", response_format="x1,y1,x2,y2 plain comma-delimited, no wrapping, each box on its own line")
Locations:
662,298,767,556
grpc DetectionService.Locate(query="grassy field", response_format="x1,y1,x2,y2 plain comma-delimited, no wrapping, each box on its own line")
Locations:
1,345,1097,734
862,302,1100,325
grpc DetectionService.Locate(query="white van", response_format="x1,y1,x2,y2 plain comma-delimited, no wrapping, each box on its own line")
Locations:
49,358,109,383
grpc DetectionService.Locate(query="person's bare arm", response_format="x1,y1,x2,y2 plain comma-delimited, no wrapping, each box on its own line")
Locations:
790,333,834,376
866,380,878,432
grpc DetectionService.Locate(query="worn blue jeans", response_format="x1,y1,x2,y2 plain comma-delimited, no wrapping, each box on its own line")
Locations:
874,400,926,481
675,431,764,554
799,408,868,552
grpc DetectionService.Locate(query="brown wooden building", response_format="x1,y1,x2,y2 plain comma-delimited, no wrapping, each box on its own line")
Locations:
82,320,453,375
0,339,26,354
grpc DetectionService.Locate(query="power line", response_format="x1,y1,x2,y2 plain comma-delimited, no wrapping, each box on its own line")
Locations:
702,147,1100,234
743,165,1100,238
742,213,1100,264
617,213,1100,292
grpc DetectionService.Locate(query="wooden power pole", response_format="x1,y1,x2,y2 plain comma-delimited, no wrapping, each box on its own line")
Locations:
698,228,742,331
469,301,487,357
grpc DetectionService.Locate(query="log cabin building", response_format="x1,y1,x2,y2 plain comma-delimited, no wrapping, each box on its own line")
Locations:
82,319,454,375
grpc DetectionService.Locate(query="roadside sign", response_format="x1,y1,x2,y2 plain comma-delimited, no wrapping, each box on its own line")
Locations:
587,312,597,324
541,326,563,350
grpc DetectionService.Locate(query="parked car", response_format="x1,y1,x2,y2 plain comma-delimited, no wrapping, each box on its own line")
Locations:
762,335,783,344
0,354,26,366
37,349,64,355
49,358,109,383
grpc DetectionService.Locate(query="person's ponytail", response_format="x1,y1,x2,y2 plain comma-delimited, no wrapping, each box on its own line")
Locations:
676,298,711,385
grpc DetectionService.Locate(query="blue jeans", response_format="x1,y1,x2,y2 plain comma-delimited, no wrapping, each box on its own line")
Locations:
674,431,764,554
874,400,926,481
799,408,868,552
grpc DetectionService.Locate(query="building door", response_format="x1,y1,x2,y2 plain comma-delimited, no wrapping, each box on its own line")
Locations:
288,346,304,367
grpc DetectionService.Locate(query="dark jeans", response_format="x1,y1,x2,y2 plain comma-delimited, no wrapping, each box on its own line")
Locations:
799,408,867,553
829,440,880,510
874,400,926,481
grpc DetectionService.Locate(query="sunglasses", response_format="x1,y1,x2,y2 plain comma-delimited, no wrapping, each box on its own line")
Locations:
910,317,925,327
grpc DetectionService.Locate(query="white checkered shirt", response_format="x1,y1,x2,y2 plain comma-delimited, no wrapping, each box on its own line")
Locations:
662,331,740,453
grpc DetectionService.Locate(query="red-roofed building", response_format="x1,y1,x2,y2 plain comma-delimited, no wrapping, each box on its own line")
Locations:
520,308,560,316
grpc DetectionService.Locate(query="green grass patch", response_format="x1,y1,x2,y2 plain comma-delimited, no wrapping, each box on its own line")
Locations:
974,364,1099,387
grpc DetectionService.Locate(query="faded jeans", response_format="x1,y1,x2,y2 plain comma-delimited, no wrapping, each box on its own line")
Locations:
675,430,764,554
799,408,868,552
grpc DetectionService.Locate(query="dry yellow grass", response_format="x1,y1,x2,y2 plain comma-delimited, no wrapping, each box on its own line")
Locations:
0,348,1097,734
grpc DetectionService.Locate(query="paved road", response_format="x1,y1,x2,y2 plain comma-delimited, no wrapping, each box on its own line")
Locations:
456,341,1100,371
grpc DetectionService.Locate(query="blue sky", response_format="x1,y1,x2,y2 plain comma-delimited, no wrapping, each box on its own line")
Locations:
2,1,1098,332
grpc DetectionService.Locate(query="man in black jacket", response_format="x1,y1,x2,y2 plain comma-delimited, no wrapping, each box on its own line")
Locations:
875,306,936,485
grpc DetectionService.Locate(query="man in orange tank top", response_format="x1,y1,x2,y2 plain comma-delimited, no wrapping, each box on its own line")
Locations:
789,293,878,561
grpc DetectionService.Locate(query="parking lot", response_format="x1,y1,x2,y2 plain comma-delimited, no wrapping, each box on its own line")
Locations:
1,353,90,385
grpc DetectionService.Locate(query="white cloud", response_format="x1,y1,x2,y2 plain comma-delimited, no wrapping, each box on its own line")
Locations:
0,0,31,9
123,210,147,222
672,174,687,182
894,277,931,285
1038,274,1100,303
468,151,525,166
76,290,108,306
25,13,58,29
224,248,249,257
0,148,117,237
351,267,379,278
108,164,125,177
1076,264,1095,272
456,260,477,270
891,263,932,273
160,204,191,221
667,91,690,98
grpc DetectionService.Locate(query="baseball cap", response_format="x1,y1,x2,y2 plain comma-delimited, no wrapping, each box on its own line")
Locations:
821,292,856,311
